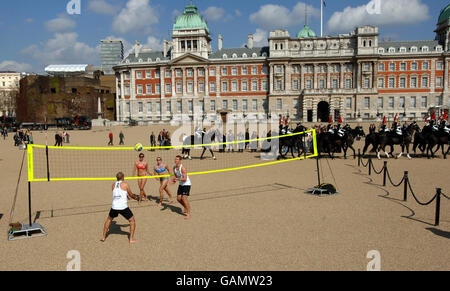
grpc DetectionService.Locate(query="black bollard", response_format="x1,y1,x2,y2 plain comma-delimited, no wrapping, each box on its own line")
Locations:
383,161,387,187
403,171,409,202
435,188,441,226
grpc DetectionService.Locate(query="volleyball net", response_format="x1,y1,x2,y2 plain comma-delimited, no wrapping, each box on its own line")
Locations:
27,129,318,182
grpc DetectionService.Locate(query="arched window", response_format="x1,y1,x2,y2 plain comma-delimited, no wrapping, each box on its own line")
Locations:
421,46,429,52
147,58,152,62
223,54,228,59
369,40,372,47
280,43,283,50
253,53,258,58
275,44,278,50
138,59,143,63
242,53,248,58
261,52,267,57
410,47,417,53
399,47,407,53
388,47,395,53
156,58,161,62
363,40,366,47
378,48,385,54
232,53,238,58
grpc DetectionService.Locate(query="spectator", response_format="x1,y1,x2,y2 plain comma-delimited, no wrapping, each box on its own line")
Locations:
227,130,234,152
119,131,125,145
108,131,113,146
158,131,163,147
150,132,156,149
28,132,34,145
65,132,70,144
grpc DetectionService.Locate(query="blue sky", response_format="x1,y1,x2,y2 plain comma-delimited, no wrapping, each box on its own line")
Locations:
0,0,448,73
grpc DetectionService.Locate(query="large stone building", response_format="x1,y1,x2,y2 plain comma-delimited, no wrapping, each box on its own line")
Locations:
17,74,115,123
0,71,22,117
113,3,450,124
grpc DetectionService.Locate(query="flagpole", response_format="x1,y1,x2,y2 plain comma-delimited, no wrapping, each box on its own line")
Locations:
320,0,323,37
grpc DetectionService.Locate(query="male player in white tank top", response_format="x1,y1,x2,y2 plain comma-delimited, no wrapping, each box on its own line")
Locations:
101,172,138,244
171,155,192,220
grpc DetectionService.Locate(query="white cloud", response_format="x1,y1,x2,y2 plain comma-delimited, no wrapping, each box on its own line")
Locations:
88,0,120,15
45,14,76,32
25,18,33,23
250,2,319,30
201,6,226,22
112,0,158,35
235,10,242,17
253,29,269,47
21,32,99,68
0,60,33,72
145,36,163,51
327,0,430,33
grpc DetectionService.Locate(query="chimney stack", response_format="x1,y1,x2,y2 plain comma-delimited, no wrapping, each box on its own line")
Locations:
248,34,254,49
218,34,223,51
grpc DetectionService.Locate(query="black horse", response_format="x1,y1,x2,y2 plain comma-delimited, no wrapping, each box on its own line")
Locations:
278,124,307,159
421,123,450,159
182,129,220,160
362,126,380,156
376,123,418,160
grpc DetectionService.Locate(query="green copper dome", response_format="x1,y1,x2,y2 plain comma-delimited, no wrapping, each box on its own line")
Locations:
297,25,316,38
173,5,209,32
438,4,450,24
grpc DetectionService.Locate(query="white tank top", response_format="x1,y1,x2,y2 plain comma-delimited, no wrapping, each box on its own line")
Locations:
175,164,191,186
112,181,128,210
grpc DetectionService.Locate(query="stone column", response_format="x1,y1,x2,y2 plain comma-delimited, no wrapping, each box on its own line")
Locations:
194,67,198,97
205,66,209,96
444,58,449,93
172,68,176,96
430,60,436,93
354,62,359,92
216,66,221,98
340,62,345,89
312,99,317,122
182,68,186,96
372,61,377,91
326,64,331,89
285,63,290,92
313,64,318,89
160,67,165,98
269,64,274,94
301,64,306,90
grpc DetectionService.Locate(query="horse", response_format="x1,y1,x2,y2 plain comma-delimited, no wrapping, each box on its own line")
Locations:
182,129,220,160
317,126,347,159
278,124,307,159
340,124,360,159
377,123,417,160
362,127,379,156
424,123,450,159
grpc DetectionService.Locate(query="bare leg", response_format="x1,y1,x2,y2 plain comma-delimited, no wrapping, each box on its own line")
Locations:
177,195,186,214
182,196,191,220
101,217,113,242
129,217,137,244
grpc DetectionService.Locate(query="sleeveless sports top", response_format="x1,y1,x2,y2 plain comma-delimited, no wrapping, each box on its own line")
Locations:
112,181,128,210
174,164,191,186
155,164,167,174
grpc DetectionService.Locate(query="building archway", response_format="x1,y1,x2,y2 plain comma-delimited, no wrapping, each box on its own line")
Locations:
317,101,330,122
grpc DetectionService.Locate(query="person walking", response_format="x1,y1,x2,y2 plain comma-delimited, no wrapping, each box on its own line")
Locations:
150,132,156,149
108,131,113,146
119,131,125,145
101,172,137,244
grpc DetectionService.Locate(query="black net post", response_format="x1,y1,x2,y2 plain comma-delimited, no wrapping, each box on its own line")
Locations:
316,156,321,186
368,158,372,176
358,149,361,167
435,188,441,226
46,146,50,182
403,171,409,202
28,181,32,226
383,161,387,187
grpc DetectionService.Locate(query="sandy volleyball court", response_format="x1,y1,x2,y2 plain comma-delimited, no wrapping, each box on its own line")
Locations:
0,124,449,271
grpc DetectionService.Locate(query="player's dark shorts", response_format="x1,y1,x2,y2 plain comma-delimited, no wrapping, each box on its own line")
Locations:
109,208,134,220
177,185,191,196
